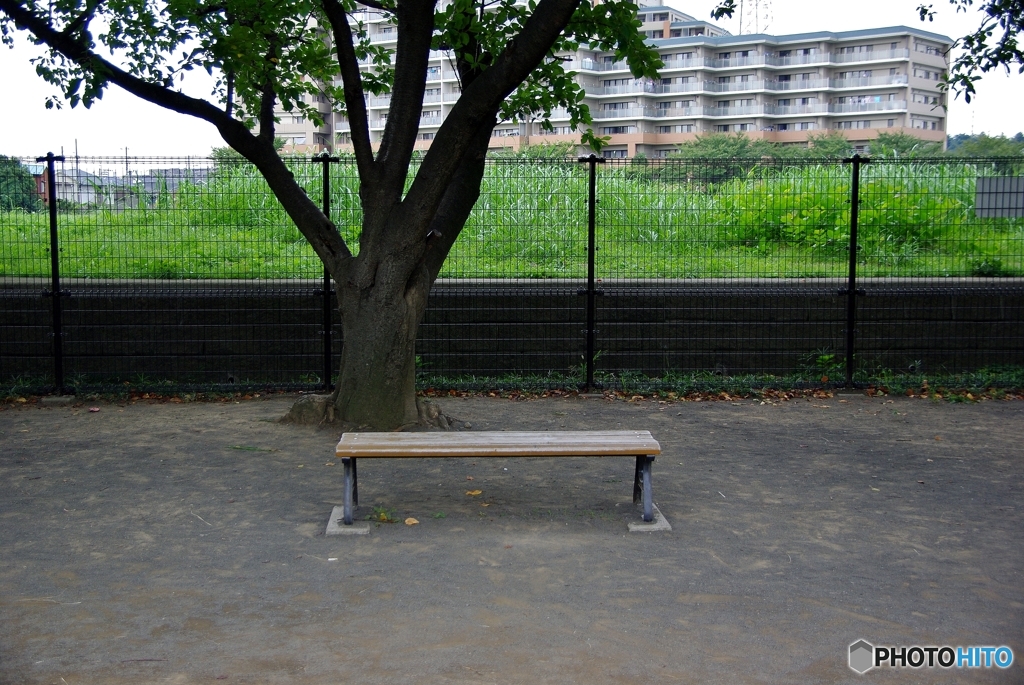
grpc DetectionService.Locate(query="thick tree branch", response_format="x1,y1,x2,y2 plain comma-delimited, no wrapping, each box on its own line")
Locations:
60,0,104,38
321,0,377,184
376,0,436,195
405,0,580,217
422,117,494,279
0,0,354,274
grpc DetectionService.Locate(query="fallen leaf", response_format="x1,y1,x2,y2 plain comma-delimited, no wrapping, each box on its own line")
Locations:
934,436,943,441
918,480,925,484
404,518,419,526
466,476,474,481
89,407,100,412
324,462,335,467
480,503,490,507
297,464,304,468
466,490,483,496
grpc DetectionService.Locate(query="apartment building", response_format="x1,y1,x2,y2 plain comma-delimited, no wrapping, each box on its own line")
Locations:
276,4,952,156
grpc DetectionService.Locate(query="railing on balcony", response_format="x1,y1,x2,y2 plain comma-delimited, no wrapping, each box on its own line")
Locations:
653,82,702,94
829,100,907,113
592,82,658,96
831,48,910,63
592,107,655,119
831,74,909,89
762,104,830,116
763,79,831,91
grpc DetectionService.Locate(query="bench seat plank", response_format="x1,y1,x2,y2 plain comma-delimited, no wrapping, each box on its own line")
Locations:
336,430,660,458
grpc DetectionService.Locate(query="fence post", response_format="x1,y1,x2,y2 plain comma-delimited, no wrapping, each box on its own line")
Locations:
315,152,340,391
37,152,68,394
577,153,605,392
841,153,868,388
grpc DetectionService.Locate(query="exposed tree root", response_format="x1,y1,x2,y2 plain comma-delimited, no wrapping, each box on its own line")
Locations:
280,394,464,431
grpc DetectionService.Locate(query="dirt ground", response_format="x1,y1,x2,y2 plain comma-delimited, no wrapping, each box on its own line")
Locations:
0,392,1021,684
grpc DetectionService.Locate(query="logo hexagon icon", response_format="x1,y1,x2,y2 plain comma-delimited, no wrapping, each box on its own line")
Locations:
849,639,875,674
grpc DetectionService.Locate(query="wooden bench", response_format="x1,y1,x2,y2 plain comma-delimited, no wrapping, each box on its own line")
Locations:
334,430,661,525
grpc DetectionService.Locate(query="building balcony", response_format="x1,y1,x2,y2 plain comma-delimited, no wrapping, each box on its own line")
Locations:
762,104,830,116
763,79,830,91
591,82,658,96
705,80,763,92
593,107,655,119
651,106,703,118
830,74,909,89
652,82,702,94
702,55,765,69
763,53,831,67
831,48,910,63
829,100,907,113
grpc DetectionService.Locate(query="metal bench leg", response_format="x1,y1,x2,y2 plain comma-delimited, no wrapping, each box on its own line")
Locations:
342,457,355,525
641,455,654,522
630,454,638,501
352,457,358,506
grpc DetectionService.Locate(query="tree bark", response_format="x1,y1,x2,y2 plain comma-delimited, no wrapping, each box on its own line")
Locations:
328,118,495,429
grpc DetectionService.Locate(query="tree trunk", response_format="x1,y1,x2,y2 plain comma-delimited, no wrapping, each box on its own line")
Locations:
331,258,433,430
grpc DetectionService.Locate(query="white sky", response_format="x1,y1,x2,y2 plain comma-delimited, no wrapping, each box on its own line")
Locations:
0,0,1020,157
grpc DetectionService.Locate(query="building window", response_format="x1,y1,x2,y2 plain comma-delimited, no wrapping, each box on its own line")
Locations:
887,119,895,128
602,101,633,110
605,149,628,158
715,124,730,132
718,52,731,59
670,29,682,37
600,126,635,134
653,12,669,20
777,123,790,131
649,30,664,38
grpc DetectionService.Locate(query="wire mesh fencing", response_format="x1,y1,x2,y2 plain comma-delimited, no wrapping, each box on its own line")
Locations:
1,153,1022,396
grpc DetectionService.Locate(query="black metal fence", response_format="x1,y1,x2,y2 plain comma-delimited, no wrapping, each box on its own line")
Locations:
1,153,1022,394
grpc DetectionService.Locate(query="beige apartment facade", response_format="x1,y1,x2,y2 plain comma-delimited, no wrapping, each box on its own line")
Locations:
276,4,952,157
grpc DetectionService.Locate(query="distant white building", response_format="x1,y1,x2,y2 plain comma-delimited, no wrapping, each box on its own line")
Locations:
275,3,951,156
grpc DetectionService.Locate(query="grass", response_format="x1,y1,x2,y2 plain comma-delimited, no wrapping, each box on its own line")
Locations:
1,158,1022,279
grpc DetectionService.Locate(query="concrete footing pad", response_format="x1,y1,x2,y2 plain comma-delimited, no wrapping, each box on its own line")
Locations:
325,506,369,535
628,504,671,532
